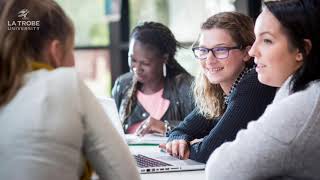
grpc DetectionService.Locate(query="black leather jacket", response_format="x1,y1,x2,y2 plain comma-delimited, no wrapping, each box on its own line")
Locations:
112,72,195,132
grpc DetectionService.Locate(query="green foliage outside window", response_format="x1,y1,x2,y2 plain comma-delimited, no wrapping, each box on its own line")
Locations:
129,0,169,30
56,0,109,47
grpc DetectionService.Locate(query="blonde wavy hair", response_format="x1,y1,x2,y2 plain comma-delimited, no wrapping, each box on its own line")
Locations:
193,12,255,119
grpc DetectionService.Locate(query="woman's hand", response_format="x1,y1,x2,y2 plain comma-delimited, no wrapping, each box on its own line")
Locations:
135,116,165,136
159,140,190,160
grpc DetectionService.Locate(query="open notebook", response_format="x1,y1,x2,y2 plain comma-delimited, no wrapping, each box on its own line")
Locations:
125,134,168,145
97,97,205,174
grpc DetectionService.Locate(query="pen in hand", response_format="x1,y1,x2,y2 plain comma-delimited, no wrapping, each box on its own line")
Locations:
159,143,167,153
160,147,166,153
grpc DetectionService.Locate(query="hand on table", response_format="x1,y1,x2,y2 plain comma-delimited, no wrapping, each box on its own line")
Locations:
159,140,190,160
135,116,165,136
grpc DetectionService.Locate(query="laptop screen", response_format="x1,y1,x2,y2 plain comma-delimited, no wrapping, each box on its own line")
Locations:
97,97,126,140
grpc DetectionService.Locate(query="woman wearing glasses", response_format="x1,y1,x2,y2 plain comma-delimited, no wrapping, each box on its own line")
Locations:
159,12,277,163
206,0,320,179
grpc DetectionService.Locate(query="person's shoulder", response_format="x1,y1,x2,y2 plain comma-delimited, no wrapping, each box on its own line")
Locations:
52,67,77,77
239,69,274,90
112,72,134,97
286,80,320,103
25,68,81,101
308,80,320,94
240,68,258,84
31,67,78,85
233,69,259,92
170,72,194,86
256,80,320,144
234,69,276,100
48,68,80,90
115,72,134,85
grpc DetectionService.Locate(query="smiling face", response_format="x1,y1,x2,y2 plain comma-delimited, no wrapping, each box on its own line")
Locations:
128,39,165,84
249,9,303,87
199,28,248,90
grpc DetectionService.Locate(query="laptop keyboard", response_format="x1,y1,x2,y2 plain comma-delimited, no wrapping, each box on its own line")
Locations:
134,154,173,168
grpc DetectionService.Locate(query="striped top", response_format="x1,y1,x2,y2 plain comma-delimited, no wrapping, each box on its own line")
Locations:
168,70,277,163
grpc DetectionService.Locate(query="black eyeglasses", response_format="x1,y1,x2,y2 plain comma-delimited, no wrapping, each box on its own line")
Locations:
192,46,242,60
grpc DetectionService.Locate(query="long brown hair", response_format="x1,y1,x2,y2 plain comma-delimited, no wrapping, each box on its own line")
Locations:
193,12,255,119
0,0,74,107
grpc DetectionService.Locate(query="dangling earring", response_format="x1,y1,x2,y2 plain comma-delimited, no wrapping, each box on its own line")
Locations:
128,58,132,72
163,64,167,77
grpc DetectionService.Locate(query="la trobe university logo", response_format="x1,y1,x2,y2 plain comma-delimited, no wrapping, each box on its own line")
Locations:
17,9,30,20
8,9,40,31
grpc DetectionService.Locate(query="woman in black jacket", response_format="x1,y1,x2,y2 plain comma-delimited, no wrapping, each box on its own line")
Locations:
112,22,194,136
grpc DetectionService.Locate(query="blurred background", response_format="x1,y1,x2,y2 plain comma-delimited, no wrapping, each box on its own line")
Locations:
56,0,262,97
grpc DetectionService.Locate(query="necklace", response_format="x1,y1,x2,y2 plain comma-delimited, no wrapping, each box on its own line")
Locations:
224,67,254,105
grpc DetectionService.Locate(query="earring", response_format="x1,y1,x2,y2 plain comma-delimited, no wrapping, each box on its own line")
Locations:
163,64,167,77
297,53,303,61
128,59,132,72
132,67,137,73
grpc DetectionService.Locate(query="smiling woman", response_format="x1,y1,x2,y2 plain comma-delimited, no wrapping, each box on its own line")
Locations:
206,0,320,179
161,12,277,163
112,22,195,136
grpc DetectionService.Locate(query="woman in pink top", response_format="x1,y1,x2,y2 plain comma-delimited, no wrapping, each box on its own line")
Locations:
112,22,195,136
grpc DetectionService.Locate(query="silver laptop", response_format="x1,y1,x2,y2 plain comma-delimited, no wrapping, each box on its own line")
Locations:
97,97,126,141
97,97,205,174
132,151,205,174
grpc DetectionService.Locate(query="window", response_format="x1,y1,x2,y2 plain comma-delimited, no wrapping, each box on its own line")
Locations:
56,0,109,47
57,0,112,96
129,0,236,76
75,49,112,96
